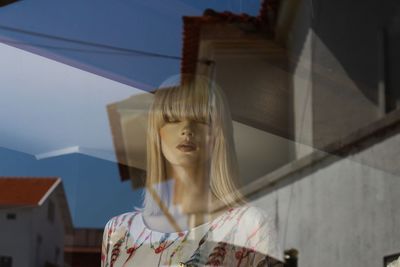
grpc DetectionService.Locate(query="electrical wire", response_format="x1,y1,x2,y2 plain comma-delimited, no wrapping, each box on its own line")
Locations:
0,24,212,64
0,38,154,56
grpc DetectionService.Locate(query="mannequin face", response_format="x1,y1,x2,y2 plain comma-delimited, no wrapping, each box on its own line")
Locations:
159,118,212,168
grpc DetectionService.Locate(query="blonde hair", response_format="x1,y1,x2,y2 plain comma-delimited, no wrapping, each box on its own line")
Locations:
143,77,244,215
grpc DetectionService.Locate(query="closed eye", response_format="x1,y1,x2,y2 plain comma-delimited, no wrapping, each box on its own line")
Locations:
164,116,180,123
197,120,209,125
195,117,211,125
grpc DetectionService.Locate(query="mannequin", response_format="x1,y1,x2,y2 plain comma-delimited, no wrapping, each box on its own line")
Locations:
142,78,244,233
102,78,283,266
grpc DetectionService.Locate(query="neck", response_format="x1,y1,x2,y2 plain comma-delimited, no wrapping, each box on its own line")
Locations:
166,162,213,215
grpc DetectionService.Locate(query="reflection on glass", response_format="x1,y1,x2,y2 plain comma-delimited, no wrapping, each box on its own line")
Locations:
101,78,283,266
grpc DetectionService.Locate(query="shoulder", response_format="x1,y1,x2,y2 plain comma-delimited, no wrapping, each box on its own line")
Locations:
228,205,272,227
103,211,141,239
228,205,283,262
236,206,276,244
214,205,271,243
104,211,139,228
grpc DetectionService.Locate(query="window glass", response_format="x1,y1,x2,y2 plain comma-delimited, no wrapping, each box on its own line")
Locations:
0,1,399,267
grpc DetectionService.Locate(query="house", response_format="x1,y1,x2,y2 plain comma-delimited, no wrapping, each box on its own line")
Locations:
0,177,73,267
178,1,400,266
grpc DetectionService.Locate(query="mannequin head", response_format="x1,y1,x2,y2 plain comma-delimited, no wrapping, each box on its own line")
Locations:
158,106,212,170
144,77,243,215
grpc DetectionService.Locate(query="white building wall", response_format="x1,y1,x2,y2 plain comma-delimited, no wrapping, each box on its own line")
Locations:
0,208,33,267
31,193,65,267
250,132,400,267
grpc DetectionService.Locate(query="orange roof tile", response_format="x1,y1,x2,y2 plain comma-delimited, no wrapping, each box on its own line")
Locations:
0,177,60,207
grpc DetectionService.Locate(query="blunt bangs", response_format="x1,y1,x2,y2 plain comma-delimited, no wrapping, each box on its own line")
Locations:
156,84,212,125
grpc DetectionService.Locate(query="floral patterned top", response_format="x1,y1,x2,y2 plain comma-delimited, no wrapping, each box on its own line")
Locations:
101,206,282,267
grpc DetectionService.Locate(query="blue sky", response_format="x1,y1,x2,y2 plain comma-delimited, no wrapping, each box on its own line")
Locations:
0,0,261,89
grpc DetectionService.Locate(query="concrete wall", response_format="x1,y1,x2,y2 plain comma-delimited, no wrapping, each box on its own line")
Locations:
250,131,400,267
0,208,32,267
288,0,400,151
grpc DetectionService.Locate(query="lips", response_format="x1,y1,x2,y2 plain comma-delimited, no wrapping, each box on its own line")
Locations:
176,141,197,152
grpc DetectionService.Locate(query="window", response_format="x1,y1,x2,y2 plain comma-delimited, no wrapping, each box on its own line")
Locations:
384,25,400,113
36,234,42,245
55,247,60,263
48,200,55,223
6,213,16,220
44,262,58,267
0,256,12,267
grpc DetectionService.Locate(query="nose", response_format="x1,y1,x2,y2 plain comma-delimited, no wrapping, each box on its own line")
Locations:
180,121,194,137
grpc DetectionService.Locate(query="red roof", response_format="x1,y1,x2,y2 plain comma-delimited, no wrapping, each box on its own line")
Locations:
0,177,60,207
181,0,277,81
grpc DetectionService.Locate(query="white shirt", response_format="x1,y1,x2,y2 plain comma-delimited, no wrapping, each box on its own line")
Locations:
101,206,282,267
